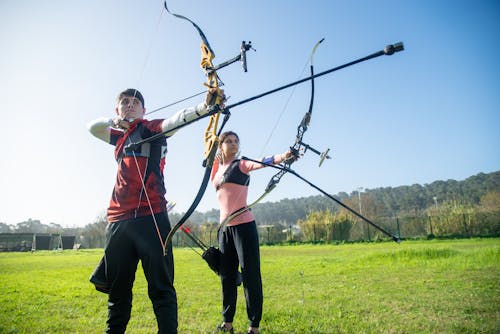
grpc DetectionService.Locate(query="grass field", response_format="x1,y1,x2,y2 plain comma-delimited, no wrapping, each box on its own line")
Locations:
0,238,498,333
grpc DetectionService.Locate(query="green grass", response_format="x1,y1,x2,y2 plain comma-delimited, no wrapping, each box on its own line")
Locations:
0,239,498,333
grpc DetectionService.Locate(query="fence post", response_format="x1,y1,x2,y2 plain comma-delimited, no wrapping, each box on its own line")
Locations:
428,215,434,238
396,216,401,239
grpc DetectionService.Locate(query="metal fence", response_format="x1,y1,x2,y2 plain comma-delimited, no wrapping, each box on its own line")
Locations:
174,211,500,248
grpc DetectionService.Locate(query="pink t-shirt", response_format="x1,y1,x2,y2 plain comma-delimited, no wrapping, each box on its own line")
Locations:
211,159,265,226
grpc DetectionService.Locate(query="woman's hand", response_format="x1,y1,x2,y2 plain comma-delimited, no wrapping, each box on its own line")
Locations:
283,149,300,163
215,150,223,164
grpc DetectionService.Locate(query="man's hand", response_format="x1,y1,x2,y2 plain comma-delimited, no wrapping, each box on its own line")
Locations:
205,87,226,109
112,117,131,130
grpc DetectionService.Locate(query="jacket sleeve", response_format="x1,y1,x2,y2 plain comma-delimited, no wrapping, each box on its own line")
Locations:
87,117,113,143
161,102,209,137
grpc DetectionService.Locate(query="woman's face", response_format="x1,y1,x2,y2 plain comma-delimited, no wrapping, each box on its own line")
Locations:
221,134,240,156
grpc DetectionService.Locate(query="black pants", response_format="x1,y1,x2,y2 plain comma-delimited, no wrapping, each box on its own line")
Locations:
219,221,263,328
103,213,177,334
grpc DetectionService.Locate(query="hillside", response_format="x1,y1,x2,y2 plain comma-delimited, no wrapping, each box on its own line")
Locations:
170,170,500,226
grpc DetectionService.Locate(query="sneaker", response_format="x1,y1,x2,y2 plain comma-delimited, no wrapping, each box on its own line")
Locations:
214,323,234,334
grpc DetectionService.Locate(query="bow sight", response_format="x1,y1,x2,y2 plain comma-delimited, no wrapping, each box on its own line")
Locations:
206,41,255,74
297,141,332,167
225,42,404,110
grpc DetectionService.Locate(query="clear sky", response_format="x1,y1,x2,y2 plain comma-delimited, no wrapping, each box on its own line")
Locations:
1,0,499,228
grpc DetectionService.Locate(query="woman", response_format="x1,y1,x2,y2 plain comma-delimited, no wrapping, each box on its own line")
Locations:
210,131,294,334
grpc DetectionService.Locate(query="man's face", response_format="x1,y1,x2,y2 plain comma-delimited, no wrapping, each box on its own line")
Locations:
115,96,145,120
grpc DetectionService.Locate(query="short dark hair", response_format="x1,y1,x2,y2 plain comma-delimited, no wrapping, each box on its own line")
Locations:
117,88,145,107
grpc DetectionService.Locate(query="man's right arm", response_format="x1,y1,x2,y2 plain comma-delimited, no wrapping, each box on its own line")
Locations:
162,88,225,137
161,103,209,137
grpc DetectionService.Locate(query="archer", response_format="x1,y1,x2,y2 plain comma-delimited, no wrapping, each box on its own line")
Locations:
211,131,295,334
87,87,224,334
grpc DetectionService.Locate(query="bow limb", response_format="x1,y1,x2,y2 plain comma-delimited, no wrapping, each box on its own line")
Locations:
162,1,227,251
163,1,214,54
270,38,325,185
163,142,218,253
220,39,325,229
297,38,324,147
163,110,230,253
266,38,325,190
163,0,224,163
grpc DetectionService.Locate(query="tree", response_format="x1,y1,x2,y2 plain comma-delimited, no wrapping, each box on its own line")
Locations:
298,209,354,242
0,223,12,233
15,219,47,233
81,212,107,248
479,191,500,212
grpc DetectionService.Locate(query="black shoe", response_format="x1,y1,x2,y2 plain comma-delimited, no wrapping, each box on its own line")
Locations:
214,323,234,334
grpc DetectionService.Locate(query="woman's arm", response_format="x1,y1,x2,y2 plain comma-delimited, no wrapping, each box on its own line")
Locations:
210,159,220,182
240,150,294,173
263,152,290,165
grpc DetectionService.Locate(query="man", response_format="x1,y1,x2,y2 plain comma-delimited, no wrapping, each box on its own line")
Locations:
87,87,223,334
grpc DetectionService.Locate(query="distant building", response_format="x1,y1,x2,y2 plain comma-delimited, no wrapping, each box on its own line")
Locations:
0,233,75,252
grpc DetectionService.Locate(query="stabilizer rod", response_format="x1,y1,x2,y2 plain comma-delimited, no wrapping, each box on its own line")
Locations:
225,42,404,110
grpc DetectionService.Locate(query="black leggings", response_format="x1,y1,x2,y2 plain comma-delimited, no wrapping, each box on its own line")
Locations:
219,221,263,328
103,213,177,334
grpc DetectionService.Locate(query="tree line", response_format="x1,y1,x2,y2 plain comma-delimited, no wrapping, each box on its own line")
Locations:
1,171,499,248
173,170,500,235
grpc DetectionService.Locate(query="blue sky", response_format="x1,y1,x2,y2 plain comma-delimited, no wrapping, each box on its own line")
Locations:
1,0,499,227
